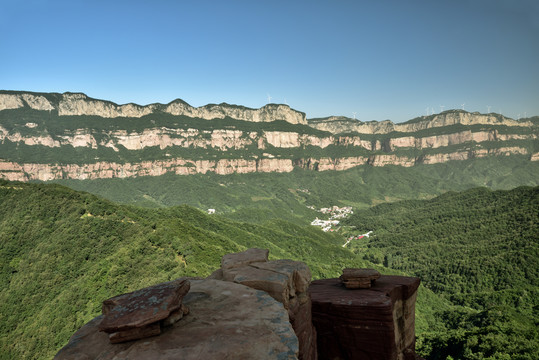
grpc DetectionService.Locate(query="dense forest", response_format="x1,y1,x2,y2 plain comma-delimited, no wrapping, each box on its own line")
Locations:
1,180,537,359
0,180,373,359
344,186,539,359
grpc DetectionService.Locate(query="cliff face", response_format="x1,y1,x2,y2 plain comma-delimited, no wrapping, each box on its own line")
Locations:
0,146,532,182
0,91,307,124
309,111,533,134
0,91,537,181
0,125,534,154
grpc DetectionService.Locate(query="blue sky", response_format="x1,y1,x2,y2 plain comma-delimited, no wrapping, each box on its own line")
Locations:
1,0,538,123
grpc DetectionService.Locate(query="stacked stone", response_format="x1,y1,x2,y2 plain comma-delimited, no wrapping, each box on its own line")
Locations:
98,278,190,343
310,274,422,360
340,268,381,289
210,248,317,360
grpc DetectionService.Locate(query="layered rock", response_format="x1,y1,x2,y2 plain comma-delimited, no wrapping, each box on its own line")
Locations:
210,248,317,360
0,143,532,182
0,158,296,181
0,91,536,181
2,125,535,154
340,268,381,289
309,276,421,360
98,279,190,343
55,278,299,360
309,111,533,134
0,91,307,124
55,249,424,360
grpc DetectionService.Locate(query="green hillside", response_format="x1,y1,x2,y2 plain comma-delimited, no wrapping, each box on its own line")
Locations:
1,180,537,359
54,156,539,224
344,186,539,359
0,180,377,359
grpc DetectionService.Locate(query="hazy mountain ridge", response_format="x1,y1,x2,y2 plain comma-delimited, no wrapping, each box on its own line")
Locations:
0,91,537,181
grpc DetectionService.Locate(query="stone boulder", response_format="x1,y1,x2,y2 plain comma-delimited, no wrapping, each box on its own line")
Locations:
340,268,381,289
98,278,190,343
55,279,299,359
309,275,421,360
212,249,317,360
221,247,269,270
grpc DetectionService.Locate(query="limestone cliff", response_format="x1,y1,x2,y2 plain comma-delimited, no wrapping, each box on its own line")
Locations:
1,124,535,154
0,91,537,181
0,145,532,182
309,111,533,134
0,91,307,124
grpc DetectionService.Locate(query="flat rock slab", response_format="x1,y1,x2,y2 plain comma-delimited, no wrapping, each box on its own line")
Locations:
99,279,190,333
309,275,420,360
340,268,381,289
55,279,299,360
221,247,269,270
251,259,312,294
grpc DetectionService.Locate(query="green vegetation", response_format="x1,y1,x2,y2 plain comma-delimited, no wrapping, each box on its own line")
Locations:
344,186,539,359
2,100,539,359
55,156,539,224
1,180,537,359
0,108,327,136
0,180,370,359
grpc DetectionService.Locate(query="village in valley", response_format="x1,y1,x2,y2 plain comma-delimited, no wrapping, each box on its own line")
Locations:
307,204,374,247
308,205,353,232
207,190,375,248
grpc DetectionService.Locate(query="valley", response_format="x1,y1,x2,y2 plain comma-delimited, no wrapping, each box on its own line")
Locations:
1,91,538,360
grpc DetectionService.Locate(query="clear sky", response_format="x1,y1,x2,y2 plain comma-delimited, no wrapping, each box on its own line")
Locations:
1,0,538,123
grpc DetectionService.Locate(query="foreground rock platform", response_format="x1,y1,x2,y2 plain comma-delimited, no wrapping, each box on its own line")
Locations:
55,279,299,360
211,248,317,360
309,275,422,360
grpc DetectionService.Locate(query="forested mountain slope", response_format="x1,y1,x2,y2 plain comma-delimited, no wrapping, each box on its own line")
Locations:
0,180,381,359
1,184,535,359
344,186,539,359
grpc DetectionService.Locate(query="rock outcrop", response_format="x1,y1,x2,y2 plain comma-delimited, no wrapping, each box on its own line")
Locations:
0,91,536,181
55,278,299,360
98,279,190,343
0,91,307,124
210,248,317,360
310,275,422,360
0,143,532,182
309,111,533,134
340,268,381,289
1,124,535,154
55,249,423,360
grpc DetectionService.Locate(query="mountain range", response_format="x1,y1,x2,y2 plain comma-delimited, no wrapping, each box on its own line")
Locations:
0,90,537,182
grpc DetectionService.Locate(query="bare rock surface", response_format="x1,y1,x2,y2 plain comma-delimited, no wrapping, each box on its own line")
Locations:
55,279,299,360
340,268,381,289
99,278,190,333
310,275,420,360
215,249,317,360
221,247,269,270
